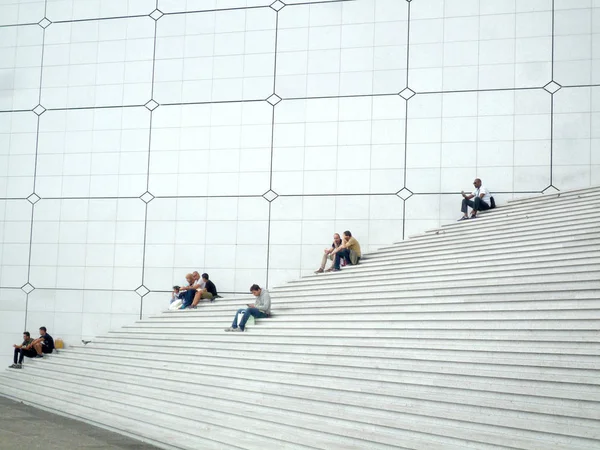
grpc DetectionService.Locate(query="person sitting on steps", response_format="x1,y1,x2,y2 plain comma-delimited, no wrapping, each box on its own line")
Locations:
315,233,343,273
458,178,494,221
178,273,197,309
31,326,54,356
225,284,271,332
190,273,219,308
330,230,361,272
9,332,36,369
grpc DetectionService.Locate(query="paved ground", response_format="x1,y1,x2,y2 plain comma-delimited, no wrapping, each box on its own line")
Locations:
0,396,160,450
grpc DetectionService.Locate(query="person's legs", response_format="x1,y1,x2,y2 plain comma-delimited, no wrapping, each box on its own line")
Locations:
471,197,491,217
41,345,53,354
319,252,329,270
13,348,19,364
201,291,213,301
33,341,43,355
461,198,475,216
239,307,268,331
180,289,195,309
18,349,37,364
231,308,245,329
333,249,350,270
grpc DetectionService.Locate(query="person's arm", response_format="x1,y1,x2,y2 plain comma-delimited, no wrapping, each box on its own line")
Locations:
22,340,33,350
461,191,475,200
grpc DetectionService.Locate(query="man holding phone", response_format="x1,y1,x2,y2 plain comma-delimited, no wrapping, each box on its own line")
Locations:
224,284,271,332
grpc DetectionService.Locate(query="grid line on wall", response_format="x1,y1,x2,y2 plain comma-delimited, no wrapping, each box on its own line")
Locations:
0,0,597,339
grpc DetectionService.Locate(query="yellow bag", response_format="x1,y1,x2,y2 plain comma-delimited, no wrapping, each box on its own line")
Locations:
55,338,64,349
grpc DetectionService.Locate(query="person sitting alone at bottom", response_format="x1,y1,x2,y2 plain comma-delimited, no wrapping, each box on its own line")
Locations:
225,284,271,332
459,178,493,220
190,273,218,308
315,233,343,273
9,332,36,369
31,326,54,357
330,230,361,272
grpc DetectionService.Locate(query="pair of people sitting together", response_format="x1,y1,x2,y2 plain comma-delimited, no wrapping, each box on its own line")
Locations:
170,271,219,310
315,230,361,273
9,327,54,369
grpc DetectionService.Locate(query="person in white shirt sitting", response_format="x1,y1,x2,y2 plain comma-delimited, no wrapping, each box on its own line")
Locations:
459,178,492,220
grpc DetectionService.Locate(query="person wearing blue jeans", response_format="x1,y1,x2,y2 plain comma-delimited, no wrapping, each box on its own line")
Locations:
331,230,362,272
225,284,271,332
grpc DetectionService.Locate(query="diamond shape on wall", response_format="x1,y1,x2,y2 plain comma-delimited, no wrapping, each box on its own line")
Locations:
150,9,164,21
399,88,416,100
27,193,41,204
542,185,560,194
144,99,159,111
140,191,155,203
262,190,279,202
543,81,562,94
396,188,413,200
33,105,46,116
270,0,286,11
266,94,282,106
38,18,51,29
135,285,150,297
21,283,35,294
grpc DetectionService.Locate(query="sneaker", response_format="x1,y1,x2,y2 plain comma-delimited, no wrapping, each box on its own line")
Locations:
233,327,244,332
15,364,22,369
457,216,469,221
8,363,17,369
224,327,234,332
314,268,324,274
470,215,478,219
34,354,43,358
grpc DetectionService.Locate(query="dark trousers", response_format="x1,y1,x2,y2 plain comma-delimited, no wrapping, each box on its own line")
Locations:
334,249,351,270
461,197,491,214
13,348,36,364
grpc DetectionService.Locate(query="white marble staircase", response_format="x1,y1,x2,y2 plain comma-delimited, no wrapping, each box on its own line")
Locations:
0,186,599,449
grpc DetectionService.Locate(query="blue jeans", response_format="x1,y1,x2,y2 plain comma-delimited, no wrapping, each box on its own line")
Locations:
180,290,195,309
334,249,350,270
232,307,269,331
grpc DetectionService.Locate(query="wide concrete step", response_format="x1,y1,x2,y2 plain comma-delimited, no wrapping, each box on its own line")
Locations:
161,298,600,319
273,264,598,292
160,288,600,312
389,211,600,249
345,241,599,274
0,376,336,450
151,307,600,324
293,253,599,286
95,333,600,355
40,352,600,406
10,362,600,446
362,233,600,264
507,186,600,206
54,347,600,386
414,197,600,240
113,327,600,343
67,342,600,370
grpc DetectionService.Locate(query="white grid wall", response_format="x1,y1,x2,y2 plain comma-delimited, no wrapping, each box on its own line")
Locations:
0,0,598,355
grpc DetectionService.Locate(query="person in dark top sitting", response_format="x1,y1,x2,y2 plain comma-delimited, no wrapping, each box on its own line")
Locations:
9,332,36,369
32,326,54,356
190,273,219,308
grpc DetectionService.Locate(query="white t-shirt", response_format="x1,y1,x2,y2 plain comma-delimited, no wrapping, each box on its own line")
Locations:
472,186,491,206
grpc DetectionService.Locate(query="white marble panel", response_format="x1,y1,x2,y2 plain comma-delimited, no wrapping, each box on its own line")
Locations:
0,25,43,110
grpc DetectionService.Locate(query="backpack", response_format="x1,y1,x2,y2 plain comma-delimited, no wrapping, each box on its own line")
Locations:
490,196,496,209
